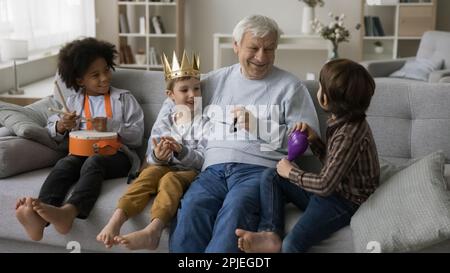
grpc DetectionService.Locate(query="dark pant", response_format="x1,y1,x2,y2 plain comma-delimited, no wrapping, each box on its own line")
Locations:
259,168,359,253
38,152,131,219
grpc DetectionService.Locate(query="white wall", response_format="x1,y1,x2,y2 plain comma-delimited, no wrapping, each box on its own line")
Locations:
95,0,119,47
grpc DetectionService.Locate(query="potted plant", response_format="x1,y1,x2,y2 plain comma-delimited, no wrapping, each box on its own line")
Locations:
311,13,351,60
374,41,384,54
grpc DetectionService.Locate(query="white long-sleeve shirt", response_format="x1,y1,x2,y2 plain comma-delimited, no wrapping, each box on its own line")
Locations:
147,110,208,171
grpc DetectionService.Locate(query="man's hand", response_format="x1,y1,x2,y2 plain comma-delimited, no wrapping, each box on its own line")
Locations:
56,111,78,134
152,138,173,161
276,158,295,179
231,107,257,134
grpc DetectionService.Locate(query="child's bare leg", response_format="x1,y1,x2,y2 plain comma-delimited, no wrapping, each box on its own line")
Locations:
15,197,47,241
32,200,78,235
114,218,164,250
235,229,282,253
96,208,128,248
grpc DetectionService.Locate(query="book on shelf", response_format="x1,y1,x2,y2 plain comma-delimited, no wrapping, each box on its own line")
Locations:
119,13,130,33
151,15,165,34
372,17,385,36
120,44,136,64
364,16,385,36
149,47,160,66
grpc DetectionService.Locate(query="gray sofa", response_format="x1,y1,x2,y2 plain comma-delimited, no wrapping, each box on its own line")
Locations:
1,69,449,253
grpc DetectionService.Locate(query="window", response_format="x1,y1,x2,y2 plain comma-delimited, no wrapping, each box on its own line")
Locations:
0,0,95,56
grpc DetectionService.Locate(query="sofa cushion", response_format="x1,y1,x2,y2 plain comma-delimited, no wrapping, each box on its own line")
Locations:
389,54,443,82
351,151,450,253
367,80,450,163
0,136,65,178
0,98,62,150
0,127,13,137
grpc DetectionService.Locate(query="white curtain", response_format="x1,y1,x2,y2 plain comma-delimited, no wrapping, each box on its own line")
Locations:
0,0,95,55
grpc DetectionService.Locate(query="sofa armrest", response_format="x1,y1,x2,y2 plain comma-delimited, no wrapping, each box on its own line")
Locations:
360,58,412,77
428,69,450,83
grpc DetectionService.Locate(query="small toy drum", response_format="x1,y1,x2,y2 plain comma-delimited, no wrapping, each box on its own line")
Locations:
69,131,121,157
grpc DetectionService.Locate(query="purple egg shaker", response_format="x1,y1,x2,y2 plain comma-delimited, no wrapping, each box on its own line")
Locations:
287,130,308,161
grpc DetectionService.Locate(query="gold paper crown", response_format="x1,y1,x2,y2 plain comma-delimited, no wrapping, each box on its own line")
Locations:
162,51,200,82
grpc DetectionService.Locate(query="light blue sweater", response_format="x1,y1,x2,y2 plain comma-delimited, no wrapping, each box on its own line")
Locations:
157,64,320,170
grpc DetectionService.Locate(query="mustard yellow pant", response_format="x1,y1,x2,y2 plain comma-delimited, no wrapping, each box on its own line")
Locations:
117,165,198,225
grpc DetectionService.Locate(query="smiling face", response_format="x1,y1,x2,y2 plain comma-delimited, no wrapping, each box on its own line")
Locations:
233,31,277,80
76,57,112,96
167,77,201,111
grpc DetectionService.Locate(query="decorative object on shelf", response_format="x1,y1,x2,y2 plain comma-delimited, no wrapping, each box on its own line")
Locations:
374,41,384,54
299,0,325,35
0,39,29,95
139,16,145,34
312,12,354,60
135,48,146,65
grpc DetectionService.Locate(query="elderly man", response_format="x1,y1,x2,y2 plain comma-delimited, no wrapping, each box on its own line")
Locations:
166,14,320,252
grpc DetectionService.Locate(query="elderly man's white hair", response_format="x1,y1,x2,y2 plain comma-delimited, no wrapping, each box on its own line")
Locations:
232,15,283,46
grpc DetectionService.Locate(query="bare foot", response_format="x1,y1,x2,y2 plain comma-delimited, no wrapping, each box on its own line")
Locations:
114,218,164,251
33,201,77,235
97,209,128,248
15,197,47,241
235,229,282,253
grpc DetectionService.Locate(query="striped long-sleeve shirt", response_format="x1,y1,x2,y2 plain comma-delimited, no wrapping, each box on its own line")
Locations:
288,117,380,205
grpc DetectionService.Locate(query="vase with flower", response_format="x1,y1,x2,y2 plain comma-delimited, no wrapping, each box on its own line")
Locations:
299,0,325,35
312,12,354,60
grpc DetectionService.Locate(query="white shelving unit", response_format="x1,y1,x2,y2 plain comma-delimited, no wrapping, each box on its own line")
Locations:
117,0,184,70
360,0,436,61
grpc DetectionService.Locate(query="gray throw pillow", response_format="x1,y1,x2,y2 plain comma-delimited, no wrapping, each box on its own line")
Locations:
351,151,450,253
390,55,444,82
0,97,62,150
0,136,65,178
0,127,13,137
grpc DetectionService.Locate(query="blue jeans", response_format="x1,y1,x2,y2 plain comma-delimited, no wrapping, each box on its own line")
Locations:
169,163,267,253
259,168,359,253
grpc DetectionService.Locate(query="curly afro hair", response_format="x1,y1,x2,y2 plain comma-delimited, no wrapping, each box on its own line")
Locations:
58,38,118,92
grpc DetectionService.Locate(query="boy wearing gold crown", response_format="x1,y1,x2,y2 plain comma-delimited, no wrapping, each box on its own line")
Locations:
97,51,208,250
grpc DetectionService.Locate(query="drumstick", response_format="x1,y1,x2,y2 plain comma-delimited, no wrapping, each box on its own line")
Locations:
48,108,90,122
54,81,70,113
